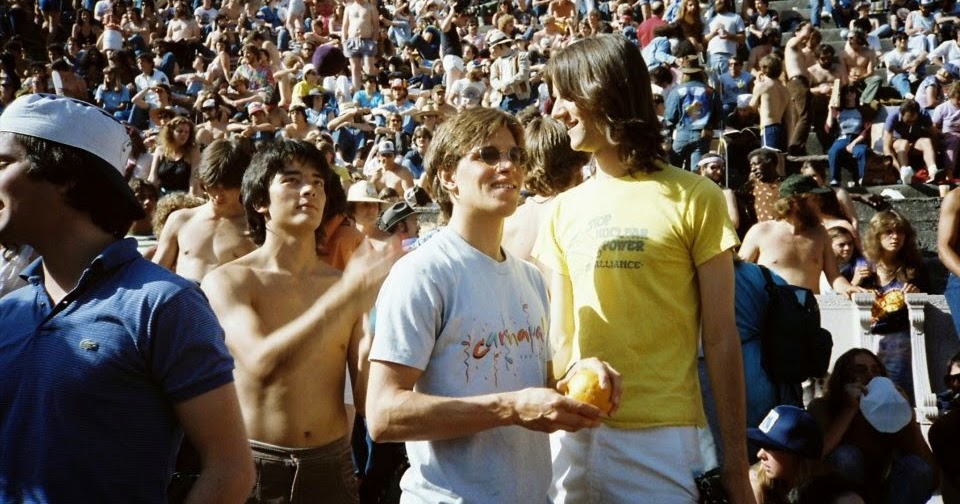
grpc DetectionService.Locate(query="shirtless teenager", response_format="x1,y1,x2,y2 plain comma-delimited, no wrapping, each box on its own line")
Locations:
739,174,861,295
342,0,380,91
202,140,401,503
750,55,791,151
785,22,815,155
153,139,255,282
369,140,414,194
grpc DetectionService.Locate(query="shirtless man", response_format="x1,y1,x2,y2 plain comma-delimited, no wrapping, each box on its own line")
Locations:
195,98,230,146
202,140,401,503
785,22,815,155
739,174,860,295
153,139,255,282
751,55,791,151
342,0,380,91
808,45,844,147
937,187,960,335
369,140,414,194
839,29,883,107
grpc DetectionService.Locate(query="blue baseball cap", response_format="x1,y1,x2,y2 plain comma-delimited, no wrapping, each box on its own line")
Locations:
747,406,823,459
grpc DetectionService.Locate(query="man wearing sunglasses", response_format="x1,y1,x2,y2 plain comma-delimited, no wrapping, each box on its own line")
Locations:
366,107,612,503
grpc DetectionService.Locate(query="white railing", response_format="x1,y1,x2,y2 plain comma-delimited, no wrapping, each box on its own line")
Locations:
817,294,960,424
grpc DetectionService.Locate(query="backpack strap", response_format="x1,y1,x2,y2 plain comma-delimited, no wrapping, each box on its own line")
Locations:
758,264,777,296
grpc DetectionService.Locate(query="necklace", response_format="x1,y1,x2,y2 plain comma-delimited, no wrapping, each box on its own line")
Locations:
876,262,901,276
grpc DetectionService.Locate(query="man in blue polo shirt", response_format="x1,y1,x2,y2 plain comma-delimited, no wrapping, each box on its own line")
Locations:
0,94,254,504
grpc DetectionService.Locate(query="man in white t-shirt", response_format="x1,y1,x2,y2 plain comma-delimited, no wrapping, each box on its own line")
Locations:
365,107,616,503
704,0,745,75
447,60,487,110
194,0,219,28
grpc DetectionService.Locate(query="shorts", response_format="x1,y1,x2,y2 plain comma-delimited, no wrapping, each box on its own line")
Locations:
549,424,702,504
442,54,464,72
344,37,377,58
247,438,359,504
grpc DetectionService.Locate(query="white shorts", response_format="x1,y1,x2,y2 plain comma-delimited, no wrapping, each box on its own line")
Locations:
442,54,464,73
549,424,703,504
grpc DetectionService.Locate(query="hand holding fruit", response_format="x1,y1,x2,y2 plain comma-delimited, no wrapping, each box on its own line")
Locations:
557,358,622,416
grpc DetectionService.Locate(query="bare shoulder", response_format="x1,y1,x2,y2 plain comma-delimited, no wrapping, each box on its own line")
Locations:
166,205,199,229
202,259,257,295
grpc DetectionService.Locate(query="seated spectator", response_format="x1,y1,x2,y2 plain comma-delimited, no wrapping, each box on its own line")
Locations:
883,99,938,183
281,103,320,142
808,348,936,504
748,406,824,504
746,0,779,50
840,29,883,109
916,67,954,111
884,32,927,100
829,226,864,284
826,85,872,187
937,352,960,414
346,180,387,238
791,473,866,504
95,66,132,120
931,81,960,181
401,125,431,181
148,116,202,196
739,174,860,295
799,160,862,233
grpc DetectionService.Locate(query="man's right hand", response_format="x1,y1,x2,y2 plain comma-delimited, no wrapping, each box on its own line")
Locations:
509,388,603,433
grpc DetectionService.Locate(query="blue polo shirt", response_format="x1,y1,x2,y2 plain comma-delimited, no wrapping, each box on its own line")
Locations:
0,238,234,504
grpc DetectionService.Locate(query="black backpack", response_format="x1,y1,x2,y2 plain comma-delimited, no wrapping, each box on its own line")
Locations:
758,266,833,384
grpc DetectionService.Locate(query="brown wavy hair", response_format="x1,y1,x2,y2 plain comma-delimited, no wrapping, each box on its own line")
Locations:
544,35,665,174
862,210,924,284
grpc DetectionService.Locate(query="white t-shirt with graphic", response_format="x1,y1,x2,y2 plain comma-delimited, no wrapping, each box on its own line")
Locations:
370,227,552,504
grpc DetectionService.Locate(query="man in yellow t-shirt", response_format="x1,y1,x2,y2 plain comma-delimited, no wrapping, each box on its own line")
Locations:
534,35,755,504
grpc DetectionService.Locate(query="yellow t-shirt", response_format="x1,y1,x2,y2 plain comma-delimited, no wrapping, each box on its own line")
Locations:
533,163,739,429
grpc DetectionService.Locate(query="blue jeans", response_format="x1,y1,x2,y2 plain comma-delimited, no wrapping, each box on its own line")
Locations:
500,94,531,114
709,52,732,76
671,128,711,170
890,73,914,98
809,0,834,26
828,135,870,183
945,273,960,339
827,445,935,504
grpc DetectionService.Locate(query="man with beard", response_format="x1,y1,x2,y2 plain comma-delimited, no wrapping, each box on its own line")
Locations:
196,98,230,146
739,174,861,294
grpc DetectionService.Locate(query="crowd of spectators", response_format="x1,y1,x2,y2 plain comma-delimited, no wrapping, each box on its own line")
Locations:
6,0,960,191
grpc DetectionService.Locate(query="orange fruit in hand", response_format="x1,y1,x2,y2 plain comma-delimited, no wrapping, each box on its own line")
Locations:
564,368,613,414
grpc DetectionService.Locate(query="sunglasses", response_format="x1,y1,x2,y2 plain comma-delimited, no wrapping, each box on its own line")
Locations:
471,146,528,167
946,373,960,385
